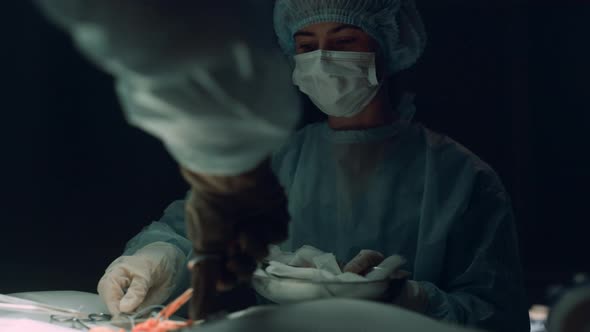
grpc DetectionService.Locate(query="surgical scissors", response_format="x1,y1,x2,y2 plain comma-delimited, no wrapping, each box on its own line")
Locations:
50,312,112,330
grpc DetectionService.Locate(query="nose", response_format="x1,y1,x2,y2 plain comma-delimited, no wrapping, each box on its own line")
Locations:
317,37,332,52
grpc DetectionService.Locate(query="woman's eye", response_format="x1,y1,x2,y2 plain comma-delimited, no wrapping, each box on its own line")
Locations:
297,44,315,52
336,38,357,45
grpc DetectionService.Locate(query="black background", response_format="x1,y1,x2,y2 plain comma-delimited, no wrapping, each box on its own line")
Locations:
1,1,588,308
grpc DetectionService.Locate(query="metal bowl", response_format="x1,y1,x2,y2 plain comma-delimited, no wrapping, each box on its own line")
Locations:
252,270,407,304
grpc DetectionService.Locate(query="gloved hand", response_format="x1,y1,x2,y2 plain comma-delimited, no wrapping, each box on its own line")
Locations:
343,250,385,275
97,242,186,315
344,250,428,313
394,280,429,314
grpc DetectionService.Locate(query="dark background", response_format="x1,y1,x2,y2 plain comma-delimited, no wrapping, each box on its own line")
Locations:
1,1,588,308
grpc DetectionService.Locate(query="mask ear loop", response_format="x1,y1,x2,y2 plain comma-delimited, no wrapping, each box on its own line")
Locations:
376,44,416,124
373,50,396,114
368,56,381,87
374,45,390,83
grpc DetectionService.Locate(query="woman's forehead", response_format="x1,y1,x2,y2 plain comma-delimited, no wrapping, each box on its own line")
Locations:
296,22,365,36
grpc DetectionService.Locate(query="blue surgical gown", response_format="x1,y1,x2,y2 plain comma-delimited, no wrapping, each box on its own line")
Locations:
123,106,529,332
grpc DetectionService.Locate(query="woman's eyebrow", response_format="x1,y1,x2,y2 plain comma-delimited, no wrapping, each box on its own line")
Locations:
294,30,315,38
294,24,362,39
328,24,363,34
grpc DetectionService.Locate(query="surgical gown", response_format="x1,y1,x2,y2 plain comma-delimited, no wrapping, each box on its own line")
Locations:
123,101,529,331
36,0,300,176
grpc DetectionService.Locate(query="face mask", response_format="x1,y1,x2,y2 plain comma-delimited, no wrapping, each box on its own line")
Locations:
292,50,381,118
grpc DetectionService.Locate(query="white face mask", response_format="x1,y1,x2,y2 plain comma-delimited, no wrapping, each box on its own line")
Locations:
292,50,381,118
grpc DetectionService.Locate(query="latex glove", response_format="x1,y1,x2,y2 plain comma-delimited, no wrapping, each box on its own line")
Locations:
343,250,385,275
394,280,429,314
97,242,185,315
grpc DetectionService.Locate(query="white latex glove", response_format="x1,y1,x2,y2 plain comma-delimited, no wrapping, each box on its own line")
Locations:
343,250,385,275
97,242,185,315
289,245,329,268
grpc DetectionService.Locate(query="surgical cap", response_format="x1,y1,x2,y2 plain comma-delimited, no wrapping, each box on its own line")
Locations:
274,0,427,73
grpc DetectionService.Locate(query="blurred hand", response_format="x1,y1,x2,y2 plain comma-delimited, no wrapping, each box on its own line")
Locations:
394,280,429,314
97,242,185,315
183,160,290,319
183,160,290,290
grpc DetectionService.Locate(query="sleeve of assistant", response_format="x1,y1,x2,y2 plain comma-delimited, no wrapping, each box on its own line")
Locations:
122,198,193,305
419,170,530,332
123,199,192,257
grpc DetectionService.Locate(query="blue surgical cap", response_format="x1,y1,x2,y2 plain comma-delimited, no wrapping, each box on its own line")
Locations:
274,0,427,73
